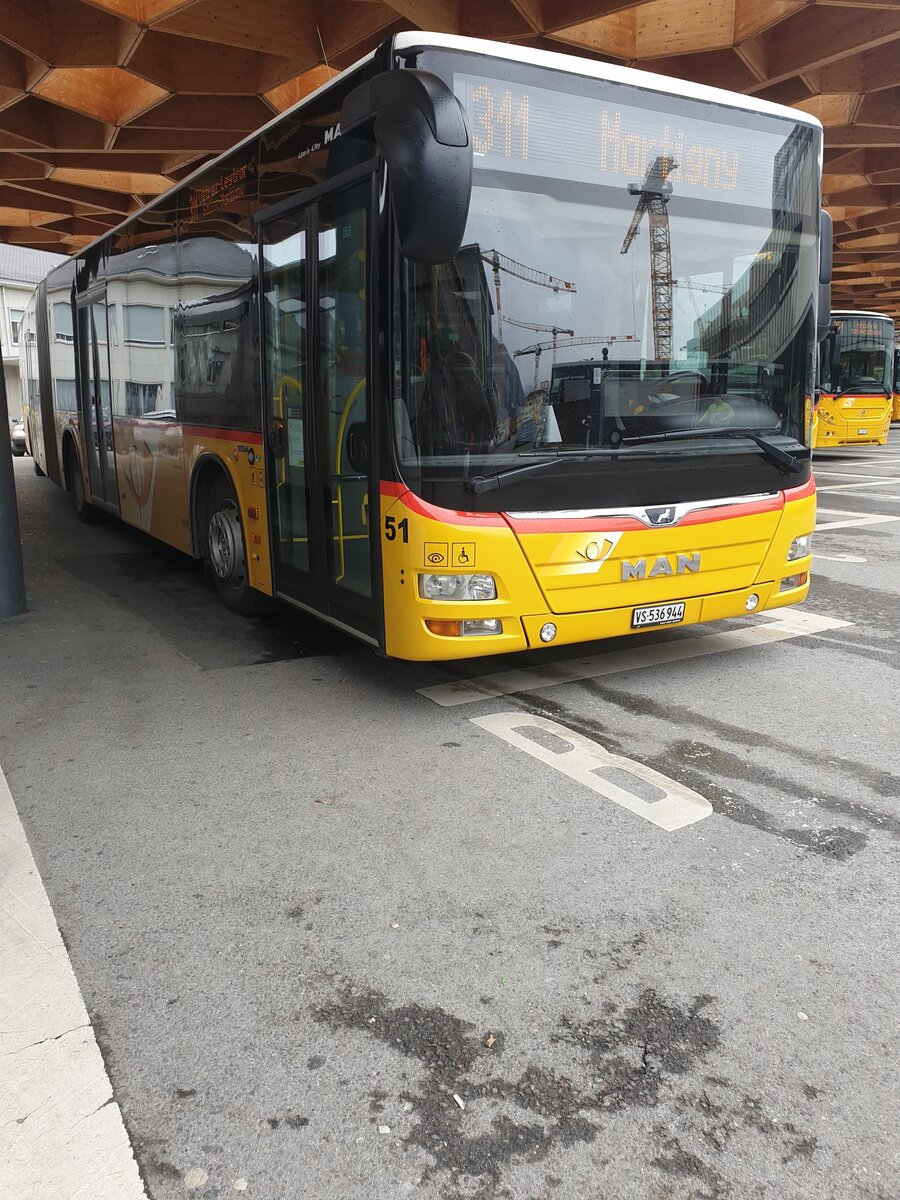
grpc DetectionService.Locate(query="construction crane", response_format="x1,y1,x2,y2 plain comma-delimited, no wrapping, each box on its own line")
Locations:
514,334,639,391
482,249,577,352
620,155,677,362
673,280,729,295
482,249,576,294
673,279,730,329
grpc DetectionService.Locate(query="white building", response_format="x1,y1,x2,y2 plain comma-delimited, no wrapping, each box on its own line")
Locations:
0,244,65,420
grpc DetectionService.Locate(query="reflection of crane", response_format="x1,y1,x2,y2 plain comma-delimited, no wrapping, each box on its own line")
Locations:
482,249,577,351
620,155,677,361
673,280,729,295
673,279,730,328
514,334,639,390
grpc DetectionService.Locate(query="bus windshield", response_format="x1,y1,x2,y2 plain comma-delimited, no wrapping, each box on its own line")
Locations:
820,315,894,396
395,53,819,503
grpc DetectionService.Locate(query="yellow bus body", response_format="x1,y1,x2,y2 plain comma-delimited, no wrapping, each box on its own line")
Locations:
379,479,815,661
58,410,815,662
812,392,891,448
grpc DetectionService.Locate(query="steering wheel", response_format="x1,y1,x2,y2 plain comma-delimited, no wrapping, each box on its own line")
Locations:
643,369,709,408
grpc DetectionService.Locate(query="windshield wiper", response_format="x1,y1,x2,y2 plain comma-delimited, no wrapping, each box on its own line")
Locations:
834,385,889,399
621,427,807,474
466,450,622,495
465,427,807,495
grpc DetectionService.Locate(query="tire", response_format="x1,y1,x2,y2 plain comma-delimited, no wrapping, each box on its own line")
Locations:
66,442,94,522
11,448,24,457
205,474,266,616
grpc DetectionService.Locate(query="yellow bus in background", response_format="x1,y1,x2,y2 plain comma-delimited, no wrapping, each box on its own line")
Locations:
814,311,893,448
21,33,828,661
893,345,900,424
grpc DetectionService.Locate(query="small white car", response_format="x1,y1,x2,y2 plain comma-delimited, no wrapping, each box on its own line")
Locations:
10,418,26,456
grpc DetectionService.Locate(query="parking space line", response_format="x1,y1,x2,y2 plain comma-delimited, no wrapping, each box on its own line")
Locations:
815,455,900,468
816,480,898,492
418,608,850,707
820,492,900,503
0,765,147,1199
471,712,712,830
814,471,895,480
815,508,900,531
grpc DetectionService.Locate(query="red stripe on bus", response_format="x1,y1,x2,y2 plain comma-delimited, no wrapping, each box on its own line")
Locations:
379,481,506,527
382,472,814,534
679,494,782,527
182,424,264,444
783,475,816,502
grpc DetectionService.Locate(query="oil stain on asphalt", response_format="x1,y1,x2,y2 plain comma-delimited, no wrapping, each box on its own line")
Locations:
312,981,818,1200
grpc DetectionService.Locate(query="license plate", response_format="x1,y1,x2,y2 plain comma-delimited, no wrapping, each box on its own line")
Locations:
857,428,868,435
631,602,686,629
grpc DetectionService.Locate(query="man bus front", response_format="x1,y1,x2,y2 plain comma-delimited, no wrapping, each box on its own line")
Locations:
814,311,893,448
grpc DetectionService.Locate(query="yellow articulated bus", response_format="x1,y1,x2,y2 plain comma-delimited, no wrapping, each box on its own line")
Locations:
893,345,900,423
21,33,830,661
813,311,894,448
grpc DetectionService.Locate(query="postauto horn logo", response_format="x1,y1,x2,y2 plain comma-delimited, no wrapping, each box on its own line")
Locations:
574,534,621,569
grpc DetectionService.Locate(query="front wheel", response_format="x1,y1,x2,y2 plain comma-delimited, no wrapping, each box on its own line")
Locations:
206,476,266,616
67,443,94,522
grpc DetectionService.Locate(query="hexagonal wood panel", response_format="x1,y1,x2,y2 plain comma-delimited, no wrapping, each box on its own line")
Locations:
0,0,897,316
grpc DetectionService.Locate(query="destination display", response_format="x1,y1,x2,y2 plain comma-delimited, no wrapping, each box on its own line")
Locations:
836,317,891,340
454,74,808,210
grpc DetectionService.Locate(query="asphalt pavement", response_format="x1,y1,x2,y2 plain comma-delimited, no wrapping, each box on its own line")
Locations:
1,438,898,1200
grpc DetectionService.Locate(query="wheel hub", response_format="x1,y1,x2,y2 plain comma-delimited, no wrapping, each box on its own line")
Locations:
208,501,246,587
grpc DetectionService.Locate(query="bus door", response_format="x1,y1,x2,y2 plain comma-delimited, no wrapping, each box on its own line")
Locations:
76,290,119,513
259,174,379,645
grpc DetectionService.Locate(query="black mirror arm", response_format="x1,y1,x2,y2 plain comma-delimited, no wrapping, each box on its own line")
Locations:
341,70,473,265
816,209,833,344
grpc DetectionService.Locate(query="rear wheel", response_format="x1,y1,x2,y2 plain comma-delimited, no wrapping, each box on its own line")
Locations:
206,475,265,616
66,442,94,522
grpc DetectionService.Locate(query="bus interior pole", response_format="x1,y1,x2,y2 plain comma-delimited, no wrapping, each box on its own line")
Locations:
0,326,27,620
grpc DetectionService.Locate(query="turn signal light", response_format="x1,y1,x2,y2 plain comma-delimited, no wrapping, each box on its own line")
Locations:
425,618,502,637
426,619,462,637
779,572,808,592
247,506,260,520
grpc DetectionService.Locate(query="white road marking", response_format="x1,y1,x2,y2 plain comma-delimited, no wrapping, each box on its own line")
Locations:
814,470,895,480
811,634,896,655
816,454,900,467
823,492,900,502
816,479,898,492
815,553,868,563
419,607,850,707
0,765,147,1199
815,507,900,531
471,712,712,831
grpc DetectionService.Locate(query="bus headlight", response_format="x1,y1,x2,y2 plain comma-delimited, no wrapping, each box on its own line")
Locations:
419,573,497,601
787,535,811,561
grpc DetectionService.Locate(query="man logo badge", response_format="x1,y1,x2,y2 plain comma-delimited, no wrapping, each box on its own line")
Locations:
622,553,701,580
645,506,678,526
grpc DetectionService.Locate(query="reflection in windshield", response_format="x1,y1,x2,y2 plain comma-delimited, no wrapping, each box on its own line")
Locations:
396,61,818,492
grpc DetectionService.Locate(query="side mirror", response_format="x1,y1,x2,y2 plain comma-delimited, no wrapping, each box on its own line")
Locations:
341,70,473,264
817,209,833,343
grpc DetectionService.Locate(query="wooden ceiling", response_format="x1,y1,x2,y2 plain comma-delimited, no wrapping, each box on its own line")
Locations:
0,0,898,319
